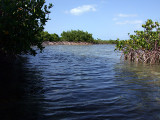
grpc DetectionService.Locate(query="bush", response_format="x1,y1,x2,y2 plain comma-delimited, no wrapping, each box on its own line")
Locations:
50,33,60,42
60,30,94,43
116,19,160,64
40,31,60,42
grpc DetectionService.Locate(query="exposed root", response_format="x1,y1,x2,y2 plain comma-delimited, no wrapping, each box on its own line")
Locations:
123,49,160,64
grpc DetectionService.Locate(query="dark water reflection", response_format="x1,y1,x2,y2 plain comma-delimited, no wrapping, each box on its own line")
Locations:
0,57,44,120
1,45,160,120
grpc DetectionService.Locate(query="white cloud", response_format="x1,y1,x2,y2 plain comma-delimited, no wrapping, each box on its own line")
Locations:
117,13,138,18
116,20,143,25
112,13,139,23
66,5,96,16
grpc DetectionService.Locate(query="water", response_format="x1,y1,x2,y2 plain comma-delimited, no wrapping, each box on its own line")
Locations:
1,45,160,120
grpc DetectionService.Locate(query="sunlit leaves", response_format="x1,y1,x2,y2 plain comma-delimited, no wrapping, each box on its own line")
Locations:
115,19,160,63
116,19,160,52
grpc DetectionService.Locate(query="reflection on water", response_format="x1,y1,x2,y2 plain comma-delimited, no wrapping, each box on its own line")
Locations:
1,45,160,120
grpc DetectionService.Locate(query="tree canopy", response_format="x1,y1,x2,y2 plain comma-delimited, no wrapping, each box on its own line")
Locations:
40,30,117,44
60,30,95,43
40,31,60,42
0,0,53,56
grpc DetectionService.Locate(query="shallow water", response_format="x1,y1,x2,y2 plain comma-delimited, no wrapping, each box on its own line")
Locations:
1,45,160,120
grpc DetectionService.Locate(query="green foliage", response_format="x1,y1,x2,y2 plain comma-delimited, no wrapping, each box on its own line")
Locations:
50,33,60,42
40,30,117,44
116,19,160,52
0,0,53,55
115,19,160,63
41,31,51,41
60,30,94,43
40,31,60,42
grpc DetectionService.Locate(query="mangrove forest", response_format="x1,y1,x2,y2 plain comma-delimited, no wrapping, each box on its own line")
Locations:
40,30,117,44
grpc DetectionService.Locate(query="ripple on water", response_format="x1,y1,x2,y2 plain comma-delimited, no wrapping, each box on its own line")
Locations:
1,45,160,120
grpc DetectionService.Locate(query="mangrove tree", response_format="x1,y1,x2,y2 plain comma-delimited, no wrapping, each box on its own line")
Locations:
116,19,160,64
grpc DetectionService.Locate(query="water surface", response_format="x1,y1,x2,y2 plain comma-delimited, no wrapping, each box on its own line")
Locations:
1,45,160,120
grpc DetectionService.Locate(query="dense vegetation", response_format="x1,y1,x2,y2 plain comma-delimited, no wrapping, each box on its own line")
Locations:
41,30,117,44
0,0,53,56
60,30,94,43
41,31,60,42
40,30,94,43
116,19,160,64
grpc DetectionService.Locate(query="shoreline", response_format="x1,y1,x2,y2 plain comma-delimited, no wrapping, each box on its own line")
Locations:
42,41,93,46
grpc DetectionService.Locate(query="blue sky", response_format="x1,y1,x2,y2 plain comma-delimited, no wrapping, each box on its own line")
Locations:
44,0,160,40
